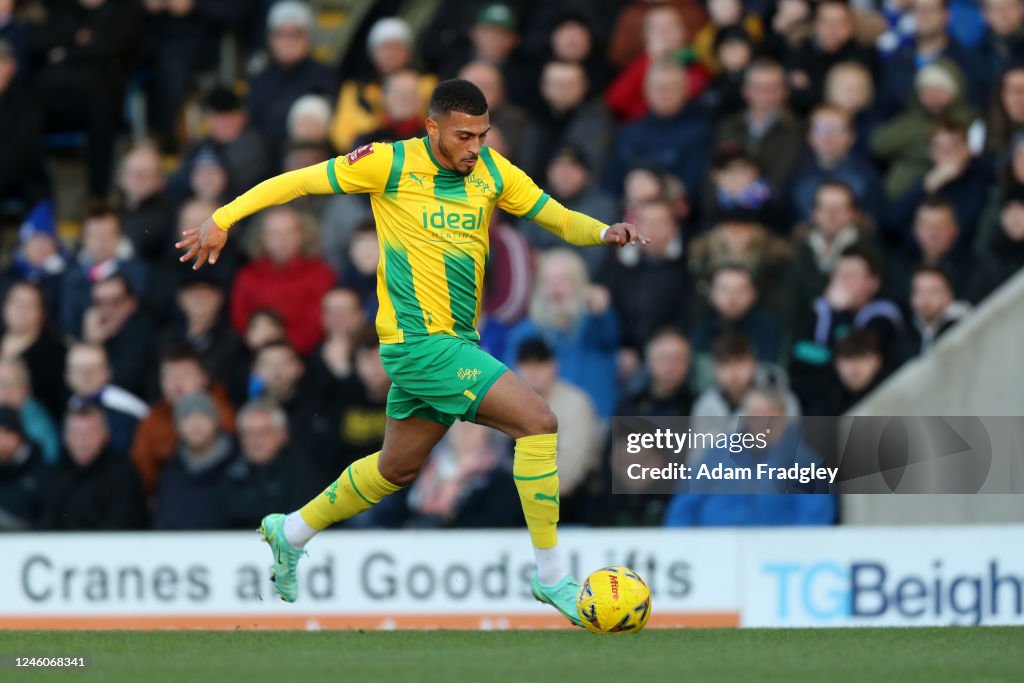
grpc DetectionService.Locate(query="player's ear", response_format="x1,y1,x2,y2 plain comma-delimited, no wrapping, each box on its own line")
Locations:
424,116,439,138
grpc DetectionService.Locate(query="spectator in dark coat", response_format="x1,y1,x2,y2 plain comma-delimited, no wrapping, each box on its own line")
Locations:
805,329,889,415
699,25,755,120
170,87,273,201
791,104,884,223
308,327,389,482
59,205,148,339
212,399,316,529
877,0,985,117
691,264,783,365
80,274,152,398
140,0,246,153
785,181,874,325
0,407,49,530
526,60,614,179
789,244,905,408
151,392,235,530
0,40,48,214
600,199,691,355
967,184,1024,300
903,266,971,359
458,60,536,171
886,120,992,252
117,143,176,266
251,342,318,451
43,400,147,530
246,1,335,146
0,281,66,420
32,0,142,198
886,198,974,302
617,329,694,417
65,342,148,456
131,345,235,498
716,58,804,191
783,0,879,115
520,145,617,278
976,0,1024,100
605,60,712,203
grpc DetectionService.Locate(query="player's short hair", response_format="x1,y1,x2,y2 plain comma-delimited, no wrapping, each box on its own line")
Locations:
712,332,754,363
429,79,488,118
834,329,881,359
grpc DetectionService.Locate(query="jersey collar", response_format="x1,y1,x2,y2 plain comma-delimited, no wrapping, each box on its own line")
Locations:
421,136,459,176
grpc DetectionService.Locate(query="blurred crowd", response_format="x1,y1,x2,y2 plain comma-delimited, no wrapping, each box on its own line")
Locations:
1,0,1023,532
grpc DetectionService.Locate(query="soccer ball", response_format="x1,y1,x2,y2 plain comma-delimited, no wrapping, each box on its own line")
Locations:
576,566,652,634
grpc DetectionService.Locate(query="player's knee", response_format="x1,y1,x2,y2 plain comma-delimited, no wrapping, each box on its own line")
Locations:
526,408,558,437
377,458,422,487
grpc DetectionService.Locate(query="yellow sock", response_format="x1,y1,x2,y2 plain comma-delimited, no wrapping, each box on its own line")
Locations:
298,451,401,530
513,433,560,548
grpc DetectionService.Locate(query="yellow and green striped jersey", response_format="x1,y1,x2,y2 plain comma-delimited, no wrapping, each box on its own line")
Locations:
211,136,609,346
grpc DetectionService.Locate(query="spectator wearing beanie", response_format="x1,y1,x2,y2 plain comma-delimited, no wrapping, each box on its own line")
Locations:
151,391,235,530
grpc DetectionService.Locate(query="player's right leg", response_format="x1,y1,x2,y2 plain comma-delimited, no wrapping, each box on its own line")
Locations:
260,414,447,602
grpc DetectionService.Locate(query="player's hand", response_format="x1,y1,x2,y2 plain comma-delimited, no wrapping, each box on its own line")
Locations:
603,222,649,247
176,217,227,270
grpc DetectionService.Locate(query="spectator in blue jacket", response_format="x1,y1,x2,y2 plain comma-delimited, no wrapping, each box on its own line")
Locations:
605,59,712,210
664,387,837,527
506,248,620,418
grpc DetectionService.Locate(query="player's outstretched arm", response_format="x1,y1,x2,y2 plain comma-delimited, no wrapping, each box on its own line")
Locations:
530,197,649,249
176,161,337,270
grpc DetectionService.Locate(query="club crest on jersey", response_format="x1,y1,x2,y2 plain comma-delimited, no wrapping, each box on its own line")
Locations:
348,144,374,165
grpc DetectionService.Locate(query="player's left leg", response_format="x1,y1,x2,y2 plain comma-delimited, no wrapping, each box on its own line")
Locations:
261,413,449,602
473,370,583,627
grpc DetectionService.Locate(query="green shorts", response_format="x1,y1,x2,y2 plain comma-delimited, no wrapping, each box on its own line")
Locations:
380,334,508,427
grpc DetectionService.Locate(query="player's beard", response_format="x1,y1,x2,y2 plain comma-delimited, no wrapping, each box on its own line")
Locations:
438,138,474,177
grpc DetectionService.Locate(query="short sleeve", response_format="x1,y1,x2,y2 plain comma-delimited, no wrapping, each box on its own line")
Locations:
330,142,395,195
489,148,550,219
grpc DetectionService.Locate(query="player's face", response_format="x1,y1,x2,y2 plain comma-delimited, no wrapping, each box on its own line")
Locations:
427,111,490,176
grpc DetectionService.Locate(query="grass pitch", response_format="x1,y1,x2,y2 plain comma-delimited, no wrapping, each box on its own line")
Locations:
3,628,1021,683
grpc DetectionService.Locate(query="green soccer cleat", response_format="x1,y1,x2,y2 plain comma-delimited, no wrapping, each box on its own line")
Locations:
530,572,584,628
259,513,306,602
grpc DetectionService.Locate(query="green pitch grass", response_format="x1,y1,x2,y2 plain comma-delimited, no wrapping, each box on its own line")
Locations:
3,628,1022,683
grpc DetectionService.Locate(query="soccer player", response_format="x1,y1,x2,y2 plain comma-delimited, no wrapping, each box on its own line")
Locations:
176,79,647,626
